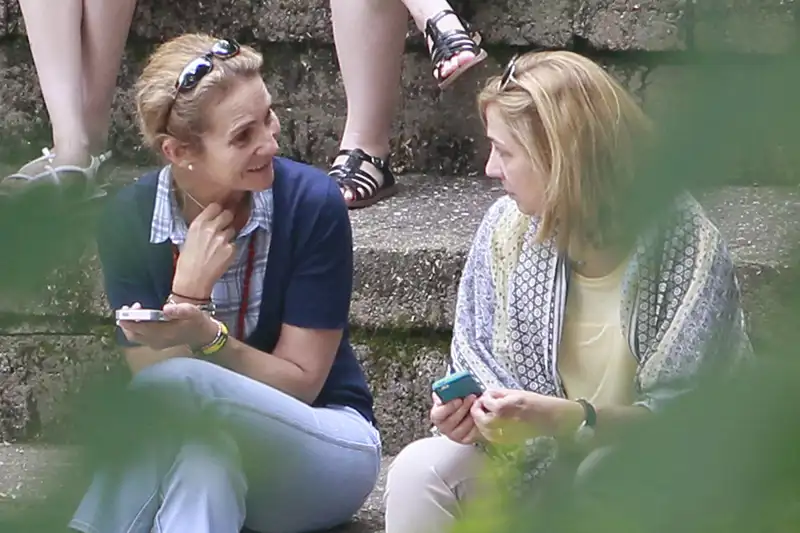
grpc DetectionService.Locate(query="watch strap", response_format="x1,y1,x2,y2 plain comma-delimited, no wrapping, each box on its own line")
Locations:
576,398,597,428
167,296,217,316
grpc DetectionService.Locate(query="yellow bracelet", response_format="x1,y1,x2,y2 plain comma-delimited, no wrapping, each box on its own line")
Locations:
195,319,229,357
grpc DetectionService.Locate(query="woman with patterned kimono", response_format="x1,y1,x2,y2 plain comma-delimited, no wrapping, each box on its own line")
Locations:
383,50,753,533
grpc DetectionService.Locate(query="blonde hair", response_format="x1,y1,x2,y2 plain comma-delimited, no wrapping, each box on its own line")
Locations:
135,33,263,154
478,50,652,252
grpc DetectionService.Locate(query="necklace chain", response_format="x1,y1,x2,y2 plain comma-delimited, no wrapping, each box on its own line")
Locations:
182,188,206,210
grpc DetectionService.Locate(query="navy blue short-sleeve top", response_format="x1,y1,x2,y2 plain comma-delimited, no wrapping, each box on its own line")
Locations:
97,156,375,425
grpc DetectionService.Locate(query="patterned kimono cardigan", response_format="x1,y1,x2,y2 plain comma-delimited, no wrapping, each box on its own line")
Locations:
451,192,752,418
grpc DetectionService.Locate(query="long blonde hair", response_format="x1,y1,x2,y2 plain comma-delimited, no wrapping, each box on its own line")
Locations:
478,50,652,252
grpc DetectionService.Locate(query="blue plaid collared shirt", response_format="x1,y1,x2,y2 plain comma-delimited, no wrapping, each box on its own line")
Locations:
149,166,273,339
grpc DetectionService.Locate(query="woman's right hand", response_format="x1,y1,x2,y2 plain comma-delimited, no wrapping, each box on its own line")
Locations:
430,393,482,445
172,203,237,299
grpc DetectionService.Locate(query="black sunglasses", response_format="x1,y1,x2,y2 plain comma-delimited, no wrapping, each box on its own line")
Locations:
499,54,520,91
162,39,241,133
174,38,241,93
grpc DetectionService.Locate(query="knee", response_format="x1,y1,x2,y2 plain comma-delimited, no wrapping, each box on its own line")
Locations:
130,357,217,392
129,358,225,424
386,437,478,499
574,446,616,487
387,438,439,494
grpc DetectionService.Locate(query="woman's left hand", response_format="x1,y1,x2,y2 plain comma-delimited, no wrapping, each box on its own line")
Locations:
118,302,215,351
470,388,583,444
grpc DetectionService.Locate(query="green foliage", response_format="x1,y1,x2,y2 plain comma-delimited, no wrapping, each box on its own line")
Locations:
0,182,103,300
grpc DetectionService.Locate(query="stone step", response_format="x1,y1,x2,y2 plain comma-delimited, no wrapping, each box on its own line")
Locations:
1,0,795,53
0,1,798,181
0,172,797,330
351,177,800,331
0,444,389,532
0,173,797,452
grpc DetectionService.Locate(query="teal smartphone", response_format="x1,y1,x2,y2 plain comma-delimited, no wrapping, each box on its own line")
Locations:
432,370,484,402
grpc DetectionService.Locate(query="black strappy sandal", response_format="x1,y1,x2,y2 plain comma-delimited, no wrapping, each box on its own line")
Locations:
329,148,398,209
425,9,488,90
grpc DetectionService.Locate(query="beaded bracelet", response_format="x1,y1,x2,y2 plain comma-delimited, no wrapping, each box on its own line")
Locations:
193,318,229,357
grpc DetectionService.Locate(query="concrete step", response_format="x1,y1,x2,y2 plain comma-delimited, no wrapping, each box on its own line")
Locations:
1,0,794,52
0,444,389,532
1,170,797,329
351,177,800,331
0,1,798,181
0,170,797,453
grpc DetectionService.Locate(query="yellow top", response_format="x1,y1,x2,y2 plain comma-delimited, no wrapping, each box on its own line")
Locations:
557,259,637,407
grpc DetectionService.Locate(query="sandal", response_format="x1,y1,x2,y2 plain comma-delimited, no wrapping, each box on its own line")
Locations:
1,148,113,200
425,9,488,90
10,147,57,178
329,148,398,209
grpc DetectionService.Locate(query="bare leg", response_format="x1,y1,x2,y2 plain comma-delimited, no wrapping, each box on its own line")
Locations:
81,0,137,155
329,0,483,207
18,0,89,167
329,0,408,203
401,0,479,79
331,0,407,160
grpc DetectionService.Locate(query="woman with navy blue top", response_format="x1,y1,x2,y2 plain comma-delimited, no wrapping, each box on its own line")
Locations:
68,33,381,533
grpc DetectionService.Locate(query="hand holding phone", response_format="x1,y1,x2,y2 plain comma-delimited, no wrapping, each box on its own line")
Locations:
432,370,484,403
114,302,211,351
431,393,480,443
115,308,170,322
430,373,483,445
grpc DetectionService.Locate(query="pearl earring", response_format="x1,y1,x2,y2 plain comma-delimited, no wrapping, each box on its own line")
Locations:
187,163,194,171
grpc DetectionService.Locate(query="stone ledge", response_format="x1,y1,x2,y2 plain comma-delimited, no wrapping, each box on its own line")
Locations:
0,177,797,332
2,44,800,181
0,334,120,443
353,179,800,329
574,0,687,51
2,0,794,53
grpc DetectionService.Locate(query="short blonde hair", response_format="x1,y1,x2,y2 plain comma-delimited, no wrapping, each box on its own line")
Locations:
478,50,652,252
135,33,263,154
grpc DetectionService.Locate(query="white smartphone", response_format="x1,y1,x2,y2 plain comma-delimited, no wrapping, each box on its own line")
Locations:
115,309,169,322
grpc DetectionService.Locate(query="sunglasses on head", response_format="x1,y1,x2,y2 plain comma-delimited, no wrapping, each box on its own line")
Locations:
499,54,521,91
174,38,241,93
162,38,241,133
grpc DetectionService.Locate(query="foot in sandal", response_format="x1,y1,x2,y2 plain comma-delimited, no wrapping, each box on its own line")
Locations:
328,148,398,209
425,9,488,90
1,147,113,199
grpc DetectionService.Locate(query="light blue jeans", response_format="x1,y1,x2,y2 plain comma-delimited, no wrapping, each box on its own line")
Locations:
68,357,382,533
